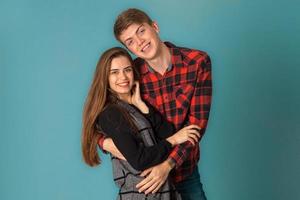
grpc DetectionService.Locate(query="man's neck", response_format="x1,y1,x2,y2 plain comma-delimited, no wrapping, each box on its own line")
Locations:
146,42,171,75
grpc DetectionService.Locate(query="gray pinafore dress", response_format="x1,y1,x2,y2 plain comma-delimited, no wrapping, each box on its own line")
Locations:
111,101,181,200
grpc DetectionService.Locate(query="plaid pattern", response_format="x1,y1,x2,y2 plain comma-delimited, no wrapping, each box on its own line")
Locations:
111,100,181,200
134,42,212,183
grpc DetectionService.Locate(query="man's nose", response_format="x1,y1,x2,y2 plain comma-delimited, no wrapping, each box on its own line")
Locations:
136,36,144,46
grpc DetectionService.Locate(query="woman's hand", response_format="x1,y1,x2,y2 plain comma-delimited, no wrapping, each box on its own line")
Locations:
131,81,142,105
167,125,201,146
131,81,149,113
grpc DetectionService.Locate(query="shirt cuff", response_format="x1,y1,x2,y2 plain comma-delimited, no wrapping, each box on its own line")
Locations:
167,151,181,168
98,135,108,154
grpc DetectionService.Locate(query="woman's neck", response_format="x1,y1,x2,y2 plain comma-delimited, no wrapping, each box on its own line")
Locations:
118,93,131,104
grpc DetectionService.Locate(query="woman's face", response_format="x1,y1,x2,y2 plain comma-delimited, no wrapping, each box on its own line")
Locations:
108,56,134,100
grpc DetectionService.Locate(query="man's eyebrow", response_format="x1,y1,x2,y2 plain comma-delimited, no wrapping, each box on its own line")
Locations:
124,24,144,42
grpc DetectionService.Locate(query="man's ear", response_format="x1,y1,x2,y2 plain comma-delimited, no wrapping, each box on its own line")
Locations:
152,21,160,33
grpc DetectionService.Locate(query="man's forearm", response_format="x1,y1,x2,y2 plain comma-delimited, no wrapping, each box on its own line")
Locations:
103,138,125,160
168,141,194,168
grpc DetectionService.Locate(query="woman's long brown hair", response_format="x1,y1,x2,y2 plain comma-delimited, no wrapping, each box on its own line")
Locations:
82,47,137,166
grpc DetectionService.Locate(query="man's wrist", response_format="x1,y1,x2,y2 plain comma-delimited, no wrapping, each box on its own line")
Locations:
165,158,175,171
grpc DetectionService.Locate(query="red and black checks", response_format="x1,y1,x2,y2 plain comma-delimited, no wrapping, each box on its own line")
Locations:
135,42,212,183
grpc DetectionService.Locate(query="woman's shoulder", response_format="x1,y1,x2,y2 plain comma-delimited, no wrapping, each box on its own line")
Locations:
98,104,120,120
96,104,124,133
98,103,131,128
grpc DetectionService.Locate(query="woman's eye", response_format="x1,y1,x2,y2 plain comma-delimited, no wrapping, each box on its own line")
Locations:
110,71,118,75
125,68,133,72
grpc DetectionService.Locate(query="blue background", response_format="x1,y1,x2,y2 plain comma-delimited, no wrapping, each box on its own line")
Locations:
1,0,300,199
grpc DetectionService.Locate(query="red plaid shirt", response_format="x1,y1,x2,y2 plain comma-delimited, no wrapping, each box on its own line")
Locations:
98,42,212,183
135,42,212,183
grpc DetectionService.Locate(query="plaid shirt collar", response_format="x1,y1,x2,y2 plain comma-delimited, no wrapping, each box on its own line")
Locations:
139,42,184,75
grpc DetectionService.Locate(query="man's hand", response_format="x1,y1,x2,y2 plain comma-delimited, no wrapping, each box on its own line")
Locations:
136,159,174,194
103,138,126,160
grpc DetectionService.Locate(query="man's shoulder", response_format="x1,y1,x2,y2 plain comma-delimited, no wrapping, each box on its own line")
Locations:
177,45,208,61
173,44,211,71
166,41,208,56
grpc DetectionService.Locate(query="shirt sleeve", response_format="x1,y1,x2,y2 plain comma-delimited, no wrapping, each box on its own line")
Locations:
168,53,212,168
97,134,108,154
97,105,173,171
143,103,175,140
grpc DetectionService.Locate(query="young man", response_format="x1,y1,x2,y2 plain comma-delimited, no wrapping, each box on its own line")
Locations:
99,8,212,200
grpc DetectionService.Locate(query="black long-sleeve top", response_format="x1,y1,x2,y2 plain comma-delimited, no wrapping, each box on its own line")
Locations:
96,103,175,171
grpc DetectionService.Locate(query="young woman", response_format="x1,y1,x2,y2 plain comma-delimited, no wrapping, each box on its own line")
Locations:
82,47,200,200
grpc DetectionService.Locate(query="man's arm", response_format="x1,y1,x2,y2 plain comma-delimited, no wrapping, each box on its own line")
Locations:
168,53,212,168
98,136,125,160
136,158,175,194
97,105,174,170
137,53,212,193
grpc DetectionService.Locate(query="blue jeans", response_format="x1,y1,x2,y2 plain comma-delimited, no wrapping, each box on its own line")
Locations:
174,167,207,200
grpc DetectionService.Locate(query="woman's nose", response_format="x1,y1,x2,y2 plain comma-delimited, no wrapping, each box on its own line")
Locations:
118,70,127,79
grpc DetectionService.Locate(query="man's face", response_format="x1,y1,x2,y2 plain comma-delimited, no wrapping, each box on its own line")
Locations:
119,22,161,61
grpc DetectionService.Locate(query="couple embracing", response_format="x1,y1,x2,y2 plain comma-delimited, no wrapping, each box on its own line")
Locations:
82,8,212,200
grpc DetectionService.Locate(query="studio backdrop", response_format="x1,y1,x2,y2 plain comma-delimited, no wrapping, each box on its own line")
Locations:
1,0,299,199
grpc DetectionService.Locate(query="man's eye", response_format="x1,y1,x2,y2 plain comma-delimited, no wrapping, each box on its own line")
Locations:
126,40,133,46
139,29,145,34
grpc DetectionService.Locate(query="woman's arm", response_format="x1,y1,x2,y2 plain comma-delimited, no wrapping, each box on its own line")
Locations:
143,104,174,140
97,105,172,171
144,104,201,146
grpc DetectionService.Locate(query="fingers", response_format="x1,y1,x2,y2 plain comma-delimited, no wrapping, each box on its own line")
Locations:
140,168,152,177
187,138,195,145
173,125,202,146
186,124,201,131
138,177,164,194
144,180,160,194
132,81,141,100
136,175,151,189
186,127,201,145
187,129,200,138
152,181,164,193
187,132,199,143
137,177,155,193
135,81,140,88
186,125,201,139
